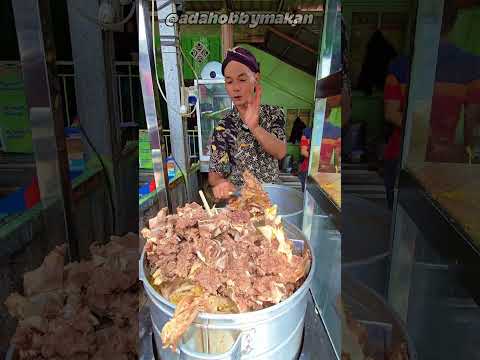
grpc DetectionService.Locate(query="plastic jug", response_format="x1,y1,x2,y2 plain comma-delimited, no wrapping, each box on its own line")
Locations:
166,156,176,181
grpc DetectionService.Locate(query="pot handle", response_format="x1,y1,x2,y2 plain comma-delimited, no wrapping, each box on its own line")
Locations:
178,330,248,360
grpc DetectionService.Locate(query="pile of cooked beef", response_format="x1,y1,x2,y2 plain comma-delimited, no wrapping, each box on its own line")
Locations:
5,233,139,360
227,170,273,222
141,171,312,351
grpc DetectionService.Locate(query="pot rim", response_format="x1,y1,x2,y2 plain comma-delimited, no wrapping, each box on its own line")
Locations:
140,223,315,321
263,184,304,218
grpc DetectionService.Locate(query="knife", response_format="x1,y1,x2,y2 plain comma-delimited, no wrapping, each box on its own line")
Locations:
228,187,242,198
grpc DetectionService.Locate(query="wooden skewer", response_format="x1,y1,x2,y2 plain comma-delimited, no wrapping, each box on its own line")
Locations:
211,204,219,215
198,190,213,217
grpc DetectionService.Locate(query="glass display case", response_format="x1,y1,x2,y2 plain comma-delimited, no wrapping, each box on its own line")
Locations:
397,0,480,247
194,79,232,170
388,1,480,359
300,0,342,358
307,0,342,210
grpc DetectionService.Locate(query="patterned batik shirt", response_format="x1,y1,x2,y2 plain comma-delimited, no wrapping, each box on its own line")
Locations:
209,104,287,187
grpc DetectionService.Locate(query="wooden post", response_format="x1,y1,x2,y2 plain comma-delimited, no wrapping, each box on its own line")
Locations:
221,24,234,58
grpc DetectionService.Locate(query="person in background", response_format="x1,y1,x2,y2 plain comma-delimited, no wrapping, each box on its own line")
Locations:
298,17,349,188
383,1,480,210
298,127,312,191
289,116,306,144
425,1,480,162
357,30,398,96
208,47,287,200
383,55,409,210
357,29,398,170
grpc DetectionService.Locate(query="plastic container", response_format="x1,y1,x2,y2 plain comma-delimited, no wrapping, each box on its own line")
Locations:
166,156,176,181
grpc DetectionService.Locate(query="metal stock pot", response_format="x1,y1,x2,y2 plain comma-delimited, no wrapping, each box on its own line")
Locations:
139,222,315,360
263,184,304,229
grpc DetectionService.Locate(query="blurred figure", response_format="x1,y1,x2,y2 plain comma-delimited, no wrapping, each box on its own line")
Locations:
383,55,409,210
357,30,398,96
289,116,306,144
382,1,480,210
425,1,480,162
298,127,312,191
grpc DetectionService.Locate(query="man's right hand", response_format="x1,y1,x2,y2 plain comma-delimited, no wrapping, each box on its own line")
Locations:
212,180,236,199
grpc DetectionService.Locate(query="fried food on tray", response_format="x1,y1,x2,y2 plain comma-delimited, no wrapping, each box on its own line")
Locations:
142,171,311,351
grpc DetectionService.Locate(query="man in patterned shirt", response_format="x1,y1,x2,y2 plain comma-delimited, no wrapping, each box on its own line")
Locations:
209,47,287,199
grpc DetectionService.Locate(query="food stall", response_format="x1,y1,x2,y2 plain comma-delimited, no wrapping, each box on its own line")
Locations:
388,1,480,359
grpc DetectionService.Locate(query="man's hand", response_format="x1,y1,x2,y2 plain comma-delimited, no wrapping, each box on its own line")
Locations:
212,180,236,199
242,83,262,131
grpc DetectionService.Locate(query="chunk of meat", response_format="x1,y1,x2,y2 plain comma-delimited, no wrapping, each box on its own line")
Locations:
255,250,289,276
64,261,95,294
192,266,224,294
23,245,66,297
160,294,208,351
227,171,272,216
174,243,195,278
7,233,140,360
176,203,208,230
253,276,287,304
5,293,32,320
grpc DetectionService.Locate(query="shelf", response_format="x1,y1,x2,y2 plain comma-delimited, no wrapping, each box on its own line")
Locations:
397,170,480,303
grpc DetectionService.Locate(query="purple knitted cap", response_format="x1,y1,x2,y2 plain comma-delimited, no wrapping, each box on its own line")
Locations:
221,47,260,75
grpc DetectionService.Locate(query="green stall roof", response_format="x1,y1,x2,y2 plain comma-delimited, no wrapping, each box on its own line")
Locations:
238,44,315,110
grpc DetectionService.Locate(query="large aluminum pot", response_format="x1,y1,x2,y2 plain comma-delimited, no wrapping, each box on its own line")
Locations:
139,222,315,360
264,184,304,229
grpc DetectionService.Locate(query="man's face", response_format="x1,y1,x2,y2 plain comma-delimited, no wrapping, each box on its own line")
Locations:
224,61,259,107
